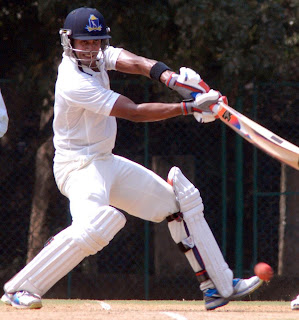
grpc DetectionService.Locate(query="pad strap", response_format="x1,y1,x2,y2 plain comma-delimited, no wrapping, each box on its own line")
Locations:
196,269,210,283
150,62,172,81
177,235,194,253
166,211,184,222
177,242,190,253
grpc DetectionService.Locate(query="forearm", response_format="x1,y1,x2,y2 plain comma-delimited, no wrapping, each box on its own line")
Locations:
110,95,182,122
132,102,182,122
115,50,157,78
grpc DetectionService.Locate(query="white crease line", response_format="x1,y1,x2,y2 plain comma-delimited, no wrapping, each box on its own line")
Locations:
161,311,188,320
97,301,111,310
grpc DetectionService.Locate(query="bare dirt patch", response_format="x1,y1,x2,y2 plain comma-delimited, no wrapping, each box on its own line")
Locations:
0,300,296,320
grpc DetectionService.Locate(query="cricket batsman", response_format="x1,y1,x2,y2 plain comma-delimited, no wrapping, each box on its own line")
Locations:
1,7,262,310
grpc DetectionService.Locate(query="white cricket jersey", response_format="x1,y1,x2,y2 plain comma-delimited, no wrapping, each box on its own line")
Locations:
53,46,123,162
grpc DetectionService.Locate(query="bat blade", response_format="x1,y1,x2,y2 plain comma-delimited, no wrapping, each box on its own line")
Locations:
216,102,299,170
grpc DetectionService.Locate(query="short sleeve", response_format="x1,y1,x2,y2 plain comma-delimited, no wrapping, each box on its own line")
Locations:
104,46,123,71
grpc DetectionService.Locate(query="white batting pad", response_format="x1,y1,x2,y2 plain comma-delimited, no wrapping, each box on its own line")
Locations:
168,167,233,298
167,167,203,213
183,208,233,297
168,219,203,273
4,206,126,296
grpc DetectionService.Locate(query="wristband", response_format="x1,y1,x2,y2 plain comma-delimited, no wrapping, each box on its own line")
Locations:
150,62,172,81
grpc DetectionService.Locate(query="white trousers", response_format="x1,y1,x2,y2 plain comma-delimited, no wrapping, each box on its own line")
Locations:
54,154,179,223
4,155,178,296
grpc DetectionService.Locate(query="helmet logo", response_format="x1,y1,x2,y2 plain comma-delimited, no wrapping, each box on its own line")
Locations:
85,14,103,32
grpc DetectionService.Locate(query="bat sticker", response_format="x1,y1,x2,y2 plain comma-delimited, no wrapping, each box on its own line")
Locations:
214,102,299,170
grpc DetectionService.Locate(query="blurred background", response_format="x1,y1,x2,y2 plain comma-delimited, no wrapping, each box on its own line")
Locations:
0,0,298,301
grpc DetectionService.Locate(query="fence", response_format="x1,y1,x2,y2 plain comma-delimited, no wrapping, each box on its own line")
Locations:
0,79,298,301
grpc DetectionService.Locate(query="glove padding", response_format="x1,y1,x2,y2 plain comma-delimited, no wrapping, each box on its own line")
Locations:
181,93,228,124
181,89,220,114
166,67,210,99
167,66,228,124
193,111,217,124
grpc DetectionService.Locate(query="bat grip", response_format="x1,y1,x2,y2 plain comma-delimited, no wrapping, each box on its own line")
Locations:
210,103,221,114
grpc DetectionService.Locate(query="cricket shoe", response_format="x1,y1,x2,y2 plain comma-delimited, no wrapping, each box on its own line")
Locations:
291,295,299,310
1,293,12,305
204,276,263,310
1,291,42,309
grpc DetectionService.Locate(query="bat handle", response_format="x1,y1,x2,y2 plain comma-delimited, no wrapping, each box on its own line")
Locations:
210,103,221,114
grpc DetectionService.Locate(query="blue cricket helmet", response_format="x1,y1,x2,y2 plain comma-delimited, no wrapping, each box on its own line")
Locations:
63,7,111,40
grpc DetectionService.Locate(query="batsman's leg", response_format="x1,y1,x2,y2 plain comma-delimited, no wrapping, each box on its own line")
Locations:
2,206,126,309
167,167,262,310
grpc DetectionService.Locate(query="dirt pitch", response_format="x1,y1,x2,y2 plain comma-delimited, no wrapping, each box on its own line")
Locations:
1,299,297,320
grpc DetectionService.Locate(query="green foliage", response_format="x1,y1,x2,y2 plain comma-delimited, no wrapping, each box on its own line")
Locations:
0,0,297,117
168,0,298,86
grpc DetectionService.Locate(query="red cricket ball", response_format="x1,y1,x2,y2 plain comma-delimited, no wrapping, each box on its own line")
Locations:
254,262,274,281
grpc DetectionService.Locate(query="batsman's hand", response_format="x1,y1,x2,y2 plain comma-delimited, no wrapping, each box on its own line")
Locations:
181,92,228,124
165,67,210,99
193,111,217,123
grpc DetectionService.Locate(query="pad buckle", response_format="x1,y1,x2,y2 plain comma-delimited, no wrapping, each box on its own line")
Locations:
177,235,194,253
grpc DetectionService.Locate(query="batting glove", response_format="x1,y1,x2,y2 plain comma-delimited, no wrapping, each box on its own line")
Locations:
181,91,228,124
181,90,220,114
193,111,217,124
166,67,210,99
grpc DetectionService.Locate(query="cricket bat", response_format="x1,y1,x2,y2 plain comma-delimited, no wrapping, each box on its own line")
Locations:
213,102,299,170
